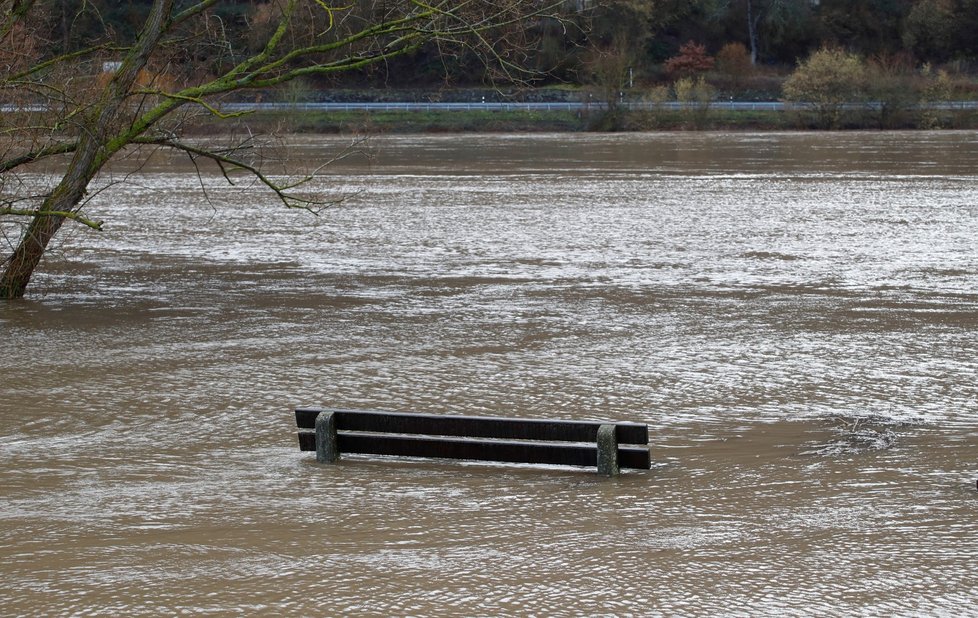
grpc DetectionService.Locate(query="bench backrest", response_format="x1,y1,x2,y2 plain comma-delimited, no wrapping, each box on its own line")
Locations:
295,407,651,470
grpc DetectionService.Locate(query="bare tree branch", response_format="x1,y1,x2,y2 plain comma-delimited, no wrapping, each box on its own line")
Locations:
1,0,564,298
0,141,79,174
131,135,363,214
0,206,102,230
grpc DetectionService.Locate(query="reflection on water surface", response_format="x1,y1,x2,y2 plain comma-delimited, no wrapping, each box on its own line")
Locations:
2,132,977,616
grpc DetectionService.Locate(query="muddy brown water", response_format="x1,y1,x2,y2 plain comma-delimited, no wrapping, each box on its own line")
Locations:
2,132,977,616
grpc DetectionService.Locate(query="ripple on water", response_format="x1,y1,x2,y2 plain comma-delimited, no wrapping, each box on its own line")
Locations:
3,132,978,616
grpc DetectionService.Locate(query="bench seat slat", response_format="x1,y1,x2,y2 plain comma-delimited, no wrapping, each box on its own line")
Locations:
295,407,648,445
297,430,651,470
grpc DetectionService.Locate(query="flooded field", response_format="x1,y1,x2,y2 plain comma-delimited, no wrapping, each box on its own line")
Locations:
2,131,977,615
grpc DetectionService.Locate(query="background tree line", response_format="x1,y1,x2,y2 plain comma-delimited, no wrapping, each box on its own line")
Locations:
23,0,978,92
26,0,978,86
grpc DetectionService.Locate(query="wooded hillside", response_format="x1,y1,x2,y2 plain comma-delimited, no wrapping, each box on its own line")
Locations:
25,0,978,91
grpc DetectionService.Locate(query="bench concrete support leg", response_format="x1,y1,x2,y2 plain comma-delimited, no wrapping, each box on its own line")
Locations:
315,410,339,463
596,424,619,477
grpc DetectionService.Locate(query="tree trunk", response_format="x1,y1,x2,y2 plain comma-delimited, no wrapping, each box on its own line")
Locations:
0,214,67,299
747,0,760,65
0,161,95,298
0,0,173,299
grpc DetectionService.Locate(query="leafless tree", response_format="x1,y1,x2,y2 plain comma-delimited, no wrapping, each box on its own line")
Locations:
0,0,560,298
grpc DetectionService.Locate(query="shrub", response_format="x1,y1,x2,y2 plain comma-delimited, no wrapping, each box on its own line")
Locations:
665,41,714,78
716,42,753,83
674,75,715,127
864,53,919,129
783,48,866,128
646,84,671,107
919,67,956,128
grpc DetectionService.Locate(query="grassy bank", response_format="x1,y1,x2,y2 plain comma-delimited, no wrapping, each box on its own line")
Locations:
215,109,589,134
192,105,978,134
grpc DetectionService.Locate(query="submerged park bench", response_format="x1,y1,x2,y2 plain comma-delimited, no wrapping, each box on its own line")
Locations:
295,407,651,476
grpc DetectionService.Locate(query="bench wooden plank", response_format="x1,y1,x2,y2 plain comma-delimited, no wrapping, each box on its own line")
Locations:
297,430,652,469
295,407,649,445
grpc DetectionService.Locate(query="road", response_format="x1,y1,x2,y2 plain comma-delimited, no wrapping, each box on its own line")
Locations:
221,100,789,112
4,100,977,113
220,100,978,112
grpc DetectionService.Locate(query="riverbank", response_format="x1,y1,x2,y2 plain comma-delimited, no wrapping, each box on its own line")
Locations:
207,104,978,134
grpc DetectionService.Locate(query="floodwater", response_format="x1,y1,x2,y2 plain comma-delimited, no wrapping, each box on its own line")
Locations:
2,131,978,616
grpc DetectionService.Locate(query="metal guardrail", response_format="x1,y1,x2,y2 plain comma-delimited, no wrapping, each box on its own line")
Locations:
214,100,978,113
219,101,787,112
0,104,48,112
4,100,978,114
221,101,590,112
